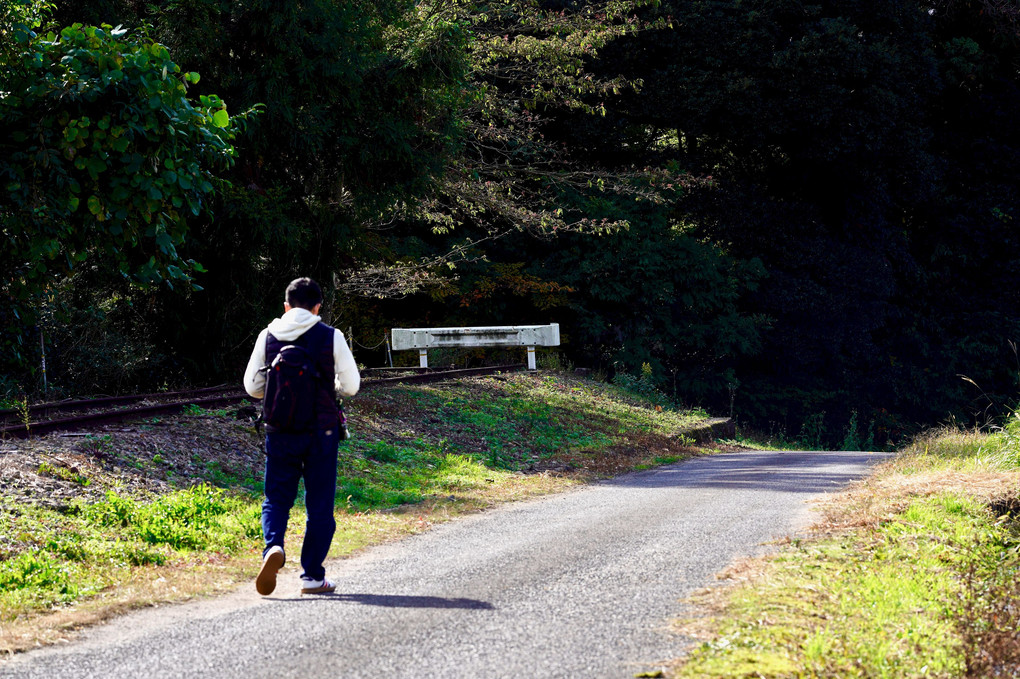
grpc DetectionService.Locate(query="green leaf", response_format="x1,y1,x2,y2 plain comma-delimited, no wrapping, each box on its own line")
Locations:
212,109,229,128
155,231,174,254
87,157,108,179
87,195,103,215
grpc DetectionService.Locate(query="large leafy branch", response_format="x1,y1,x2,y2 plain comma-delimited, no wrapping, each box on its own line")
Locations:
1,21,254,294
344,0,701,298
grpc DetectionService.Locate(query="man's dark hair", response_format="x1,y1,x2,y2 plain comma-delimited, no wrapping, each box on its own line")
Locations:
285,277,323,310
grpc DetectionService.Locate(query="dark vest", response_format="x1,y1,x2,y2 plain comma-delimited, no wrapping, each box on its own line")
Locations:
265,322,338,431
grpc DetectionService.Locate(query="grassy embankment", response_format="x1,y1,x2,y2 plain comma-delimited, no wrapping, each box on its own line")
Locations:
0,371,710,654
673,416,1020,678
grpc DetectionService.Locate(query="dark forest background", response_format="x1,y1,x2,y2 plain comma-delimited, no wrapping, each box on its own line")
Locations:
3,0,1018,446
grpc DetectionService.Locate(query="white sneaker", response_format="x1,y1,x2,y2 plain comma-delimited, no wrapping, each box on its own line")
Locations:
300,577,337,595
256,546,285,595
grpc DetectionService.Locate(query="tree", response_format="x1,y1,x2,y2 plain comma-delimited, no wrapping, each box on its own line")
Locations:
24,0,470,383
541,203,765,402
1,8,247,377
330,1,767,399
587,0,1019,436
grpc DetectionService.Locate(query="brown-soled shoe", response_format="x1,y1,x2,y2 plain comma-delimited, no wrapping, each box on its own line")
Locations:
256,546,285,596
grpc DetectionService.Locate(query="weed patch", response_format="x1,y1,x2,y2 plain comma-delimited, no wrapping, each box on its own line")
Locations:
0,484,263,623
36,461,90,487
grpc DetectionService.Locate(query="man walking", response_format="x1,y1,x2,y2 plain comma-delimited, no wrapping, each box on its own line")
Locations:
243,277,360,595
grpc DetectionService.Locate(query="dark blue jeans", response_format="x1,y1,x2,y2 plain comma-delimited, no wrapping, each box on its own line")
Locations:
262,427,340,581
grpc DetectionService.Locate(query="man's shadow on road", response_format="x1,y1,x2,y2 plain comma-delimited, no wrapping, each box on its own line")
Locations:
269,593,495,610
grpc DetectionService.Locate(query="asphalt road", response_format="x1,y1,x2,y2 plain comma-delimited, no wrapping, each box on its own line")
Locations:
1,449,889,679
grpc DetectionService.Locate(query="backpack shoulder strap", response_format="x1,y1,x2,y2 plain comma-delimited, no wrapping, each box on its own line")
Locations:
314,322,334,358
305,323,332,378
259,331,281,373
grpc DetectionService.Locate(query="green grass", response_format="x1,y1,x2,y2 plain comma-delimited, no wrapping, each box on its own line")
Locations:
674,420,1020,678
200,459,263,492
182,404,232,418
678,495,1015,677
0,485,262,617
721,424,807,452
897,414,1020,472
37,461,91,487
335,374,706,510
337,446,511,511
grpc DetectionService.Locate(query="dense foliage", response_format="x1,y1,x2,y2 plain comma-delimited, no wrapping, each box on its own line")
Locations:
2,0,1017,445
623,0,1020,441
1,4,246,382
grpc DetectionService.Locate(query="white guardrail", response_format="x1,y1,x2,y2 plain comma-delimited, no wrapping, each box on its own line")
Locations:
391,324,561,370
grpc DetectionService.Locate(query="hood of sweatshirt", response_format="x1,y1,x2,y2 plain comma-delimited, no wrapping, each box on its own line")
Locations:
266,308,322,342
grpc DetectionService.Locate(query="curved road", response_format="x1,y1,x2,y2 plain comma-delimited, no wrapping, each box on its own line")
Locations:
1,449,888,679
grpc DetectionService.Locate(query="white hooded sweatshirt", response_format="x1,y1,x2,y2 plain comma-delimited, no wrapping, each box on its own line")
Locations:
243,307,360,400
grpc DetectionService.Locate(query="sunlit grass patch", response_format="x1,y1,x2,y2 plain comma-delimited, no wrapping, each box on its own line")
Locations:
36,461,91,487
673,423,1020,678
337,434,515,511
896,416,1020,474
0,485,263,623
676,494,996,677
80,484,262,551
349,373,708,482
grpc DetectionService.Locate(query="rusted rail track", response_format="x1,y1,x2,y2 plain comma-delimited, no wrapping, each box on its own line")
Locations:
0,384,240,420
0,365,526,439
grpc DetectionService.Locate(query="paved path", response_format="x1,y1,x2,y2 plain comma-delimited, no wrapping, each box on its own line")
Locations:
1,449,888,679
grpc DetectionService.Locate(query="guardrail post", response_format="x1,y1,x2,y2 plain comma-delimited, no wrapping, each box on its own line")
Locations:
419,349,429,368
527,346,536,370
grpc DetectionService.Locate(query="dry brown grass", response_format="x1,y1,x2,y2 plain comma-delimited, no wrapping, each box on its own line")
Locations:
672,554,777,643
814,459,1020,535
